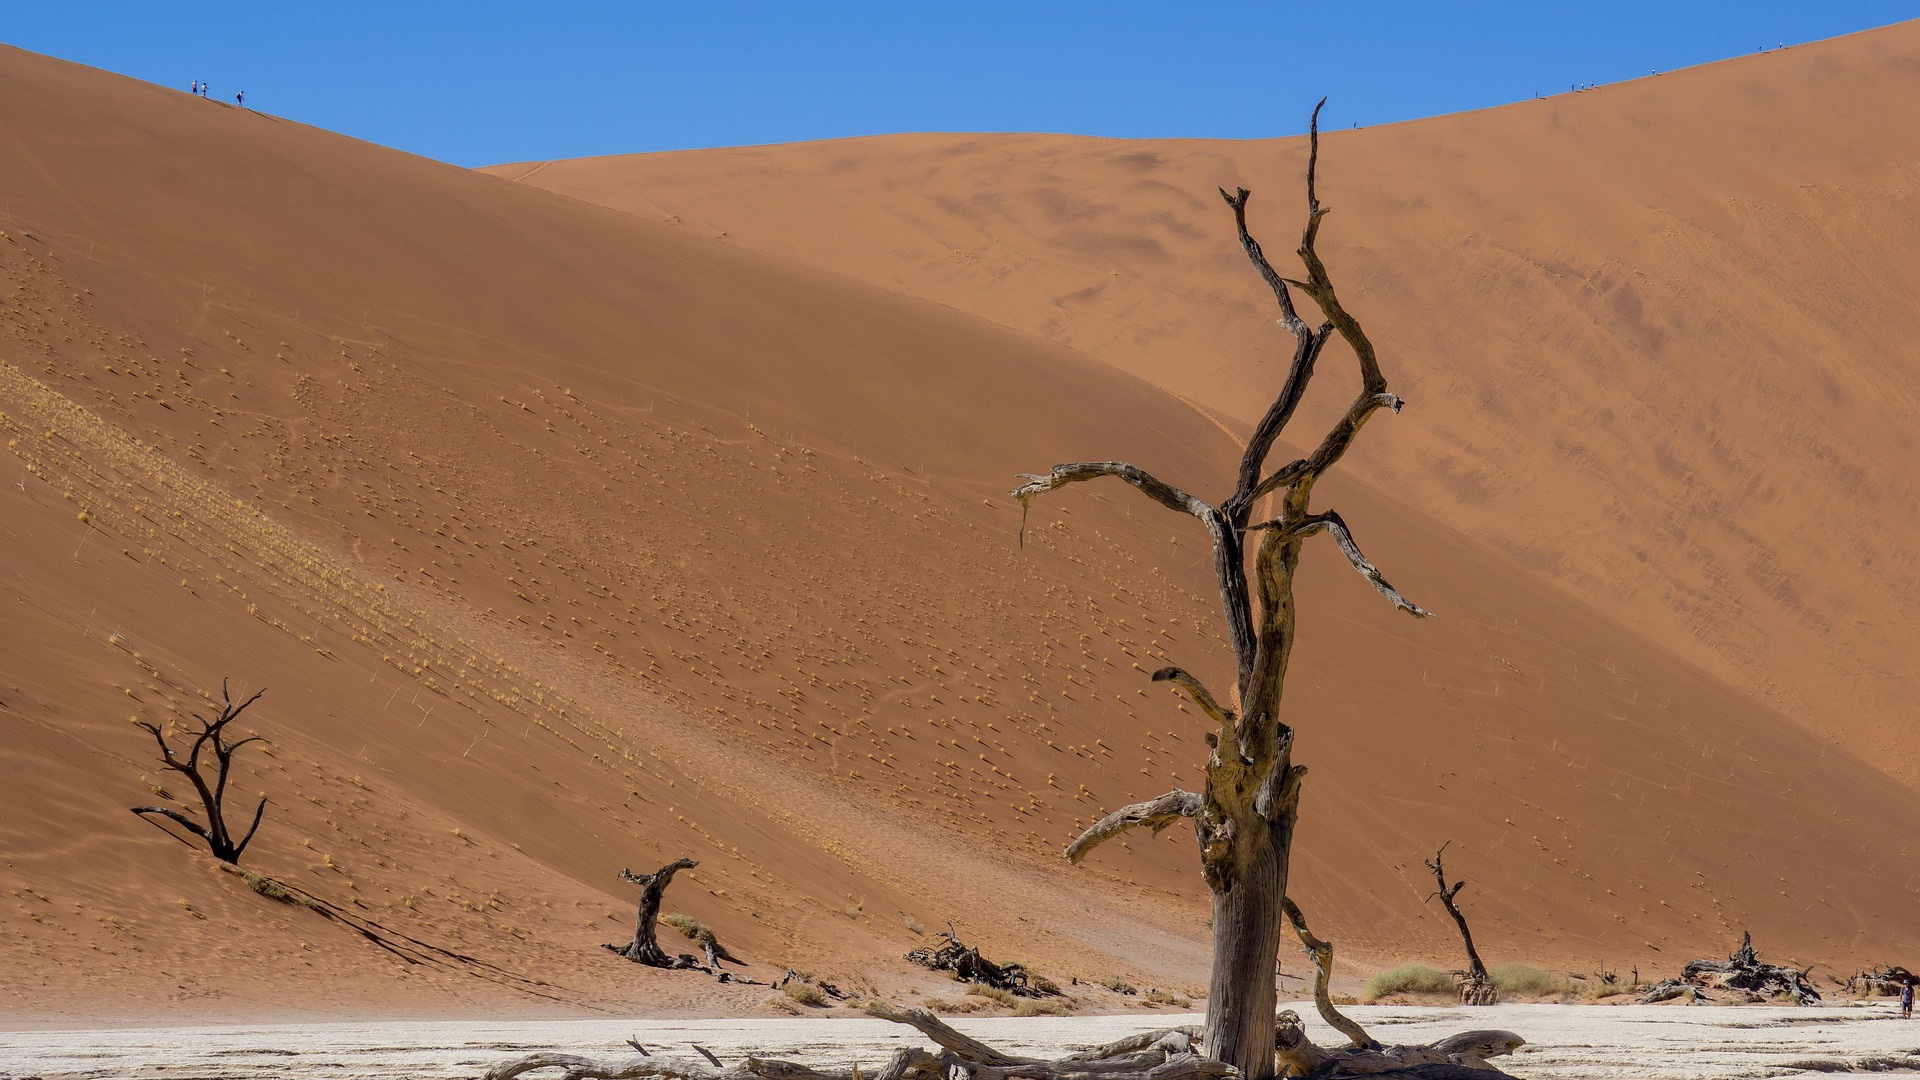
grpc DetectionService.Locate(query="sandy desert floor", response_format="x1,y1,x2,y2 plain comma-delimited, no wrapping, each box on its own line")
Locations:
5,1005,1919,1080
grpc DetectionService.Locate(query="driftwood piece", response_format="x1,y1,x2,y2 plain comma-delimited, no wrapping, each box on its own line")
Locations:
1424,844,1494,1005
129,678,270,865
606,858,700,967
903,924,1043,995
486,1003,1516,1080
1639,931,1819,1005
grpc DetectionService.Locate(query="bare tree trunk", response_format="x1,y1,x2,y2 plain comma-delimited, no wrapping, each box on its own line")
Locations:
1206,833,1283,1073
607,858,698,966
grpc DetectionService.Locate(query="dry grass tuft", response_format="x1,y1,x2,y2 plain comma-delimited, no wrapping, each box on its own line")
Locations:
781,980,829,1007
1361,964,1455,1001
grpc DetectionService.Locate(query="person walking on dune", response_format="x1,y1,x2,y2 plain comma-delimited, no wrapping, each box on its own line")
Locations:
190,80,198,95
1902,979,1914,1019
235,90,245,107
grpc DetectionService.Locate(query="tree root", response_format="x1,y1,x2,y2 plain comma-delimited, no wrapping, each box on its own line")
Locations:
483,1003,1520,1080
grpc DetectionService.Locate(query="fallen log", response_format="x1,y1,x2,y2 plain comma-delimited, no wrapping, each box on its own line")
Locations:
483,1001,1523,1080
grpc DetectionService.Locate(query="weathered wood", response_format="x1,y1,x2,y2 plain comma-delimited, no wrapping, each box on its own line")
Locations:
129,678,270,865
1641,931,1820,1005
1424,843,1494,1005
1015,103,1446,1080
605,858,699,967
1065,789,1203,865
1280,898,1376,1051
902,925,1040,994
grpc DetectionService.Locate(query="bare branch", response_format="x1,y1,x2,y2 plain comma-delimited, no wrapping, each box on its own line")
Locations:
1013,463,1255,677
1012,461,1211,523
1064,789,1202,865
1257,510,1431,618
864,1002,1037,1067
1149,667,1234,732
232,796,269,861
130,805,211,841
1281,896,1378,1051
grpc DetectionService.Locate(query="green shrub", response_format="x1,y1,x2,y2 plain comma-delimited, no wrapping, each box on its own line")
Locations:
1491,963,1557,996
1361,964,1454,1000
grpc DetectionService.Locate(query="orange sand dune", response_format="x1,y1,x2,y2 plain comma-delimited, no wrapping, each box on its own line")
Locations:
2,41,1916,1022
491,21,1920,790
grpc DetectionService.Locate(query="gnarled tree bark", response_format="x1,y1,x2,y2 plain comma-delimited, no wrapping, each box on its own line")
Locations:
1426,843,1495,1005
129,678,269,865
606,857,700,967
1025,102,1445,1080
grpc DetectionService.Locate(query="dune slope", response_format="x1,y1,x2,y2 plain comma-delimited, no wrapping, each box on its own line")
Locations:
490,21,1920,788
2,43,1916,1019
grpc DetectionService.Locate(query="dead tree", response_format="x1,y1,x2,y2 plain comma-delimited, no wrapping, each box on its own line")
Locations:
129,679,269,865
605,858,701,967
1640,931,1820,1005
1030,102,1451,1079
1426,843,1495,1005
492,100,1520,1080
1843,965,1917,997
905,922,1041,994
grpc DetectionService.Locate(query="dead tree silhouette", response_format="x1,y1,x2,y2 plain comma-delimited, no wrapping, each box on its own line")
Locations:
129,679,269,865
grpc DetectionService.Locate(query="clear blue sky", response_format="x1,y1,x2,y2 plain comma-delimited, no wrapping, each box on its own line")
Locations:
6,3,1913,168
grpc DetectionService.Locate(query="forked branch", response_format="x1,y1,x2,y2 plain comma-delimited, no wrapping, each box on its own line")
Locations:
1065,789,1202,865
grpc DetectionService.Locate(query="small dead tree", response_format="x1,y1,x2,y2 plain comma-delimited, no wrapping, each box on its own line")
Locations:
605,857,701,967
905,923,1043,995
1030,103,1463,1078
1426,843,1496,1005
129,679,269,865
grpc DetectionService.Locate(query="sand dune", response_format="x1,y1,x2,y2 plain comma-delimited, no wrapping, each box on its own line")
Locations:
489,21,1920,788
2,37,1917,1022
